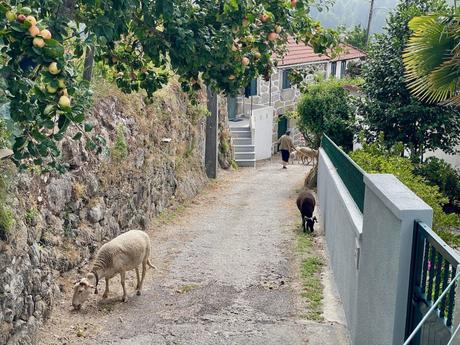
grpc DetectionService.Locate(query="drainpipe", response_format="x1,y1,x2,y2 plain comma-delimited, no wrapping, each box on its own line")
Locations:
269,77,272,106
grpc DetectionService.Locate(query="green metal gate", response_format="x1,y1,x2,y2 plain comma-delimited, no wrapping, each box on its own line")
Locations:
406,221,460,344
277,115,287,139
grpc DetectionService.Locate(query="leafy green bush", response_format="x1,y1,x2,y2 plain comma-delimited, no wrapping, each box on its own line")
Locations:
296,78,360,150
415,157,460,204
350,141,460,246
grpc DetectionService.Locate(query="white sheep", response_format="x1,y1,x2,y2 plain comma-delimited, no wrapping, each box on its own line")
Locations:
72,230,156,310
297,147,318,166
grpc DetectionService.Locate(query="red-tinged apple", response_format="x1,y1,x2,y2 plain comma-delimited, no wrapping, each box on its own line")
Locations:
267,32,278,41
242,57,250,66
260,14,269,23
17,14,26,23
25,15,37,26
29,25,40,37
291,0,297,7
39,29,52,40
33,37,45,48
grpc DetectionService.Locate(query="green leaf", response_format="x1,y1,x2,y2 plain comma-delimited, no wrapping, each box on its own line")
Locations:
73,132,82,140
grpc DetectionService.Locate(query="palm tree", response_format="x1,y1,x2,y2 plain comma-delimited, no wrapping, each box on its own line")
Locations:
403,13,460,106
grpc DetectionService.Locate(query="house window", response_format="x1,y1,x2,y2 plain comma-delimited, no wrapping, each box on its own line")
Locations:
282,69,291,89
341,61,347,78
244,78,258,97
330,62,337,78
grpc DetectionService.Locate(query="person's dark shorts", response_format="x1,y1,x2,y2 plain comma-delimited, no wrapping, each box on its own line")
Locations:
281,149,290,162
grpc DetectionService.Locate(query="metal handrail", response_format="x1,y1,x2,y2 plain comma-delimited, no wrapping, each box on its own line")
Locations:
404,270,460,345
448,321,460,345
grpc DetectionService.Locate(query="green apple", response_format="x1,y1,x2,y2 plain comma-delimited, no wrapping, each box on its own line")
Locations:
58,95,71,109
48,62,60,75
58,79,66,89
47,85,57,94
21,7,32,15
5,11,16,22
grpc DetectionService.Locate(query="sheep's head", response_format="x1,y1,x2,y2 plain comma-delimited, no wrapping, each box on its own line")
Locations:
306,216,318,232
72,275,95,310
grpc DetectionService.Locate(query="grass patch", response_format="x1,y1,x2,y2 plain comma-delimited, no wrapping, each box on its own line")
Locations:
111,124,128,161
25,208,39,225
177,284,199,294
156,203,187,225
296,228,324,321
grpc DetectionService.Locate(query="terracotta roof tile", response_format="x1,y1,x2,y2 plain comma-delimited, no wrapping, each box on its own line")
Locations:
278,38,366,67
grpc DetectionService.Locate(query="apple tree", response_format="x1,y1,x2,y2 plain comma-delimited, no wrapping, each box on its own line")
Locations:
0,0,340,172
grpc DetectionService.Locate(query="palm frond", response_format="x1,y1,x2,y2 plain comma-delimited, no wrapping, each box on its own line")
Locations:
403,14,460,106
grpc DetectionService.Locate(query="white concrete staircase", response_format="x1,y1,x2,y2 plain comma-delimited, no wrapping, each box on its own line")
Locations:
230,126,256,168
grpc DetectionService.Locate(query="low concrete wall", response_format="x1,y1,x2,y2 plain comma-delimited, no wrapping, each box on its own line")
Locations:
318,148,362,338
318,149,433,345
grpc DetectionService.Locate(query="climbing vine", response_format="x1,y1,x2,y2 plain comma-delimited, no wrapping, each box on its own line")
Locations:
0,0,340,172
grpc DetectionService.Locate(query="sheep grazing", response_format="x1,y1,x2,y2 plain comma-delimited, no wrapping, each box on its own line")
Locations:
72,230,156,310
296,189,318,233
297,147,318,166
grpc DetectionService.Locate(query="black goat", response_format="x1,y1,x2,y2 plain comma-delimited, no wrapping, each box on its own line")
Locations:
296,190,317,233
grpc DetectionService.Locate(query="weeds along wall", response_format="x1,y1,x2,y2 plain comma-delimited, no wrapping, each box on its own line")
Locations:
0,80,208,345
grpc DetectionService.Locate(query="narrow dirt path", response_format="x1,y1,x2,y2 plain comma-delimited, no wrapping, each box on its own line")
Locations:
39,160,349,345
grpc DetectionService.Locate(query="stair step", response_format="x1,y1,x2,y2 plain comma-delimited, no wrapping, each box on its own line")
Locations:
235,159,256,168
234,145,255,153
235,152,255,160
233,138,252,145
231,131,251,138
230,126,250,132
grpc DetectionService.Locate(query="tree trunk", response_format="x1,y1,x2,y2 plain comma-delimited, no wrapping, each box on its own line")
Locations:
366,0,375,44
83,46,94,82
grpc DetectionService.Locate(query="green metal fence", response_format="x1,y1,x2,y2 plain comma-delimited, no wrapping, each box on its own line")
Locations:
406,221,460,344
321,134,366,212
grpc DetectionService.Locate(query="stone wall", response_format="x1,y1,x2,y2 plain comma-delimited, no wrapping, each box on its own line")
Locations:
0,80,208,345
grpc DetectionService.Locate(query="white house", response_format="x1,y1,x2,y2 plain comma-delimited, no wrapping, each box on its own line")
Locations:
228,39,366,167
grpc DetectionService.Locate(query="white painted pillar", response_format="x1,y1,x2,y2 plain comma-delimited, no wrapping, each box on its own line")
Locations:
353,174,433,345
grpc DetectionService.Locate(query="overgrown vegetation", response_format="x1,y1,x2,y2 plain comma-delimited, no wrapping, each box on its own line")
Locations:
0,164,14,240
415,157,460,206
25,208,39,225
338,25,367,50
350,137,460,247
110,125,128,162
297,230,324,321
296,78,361,150
0,1,340,172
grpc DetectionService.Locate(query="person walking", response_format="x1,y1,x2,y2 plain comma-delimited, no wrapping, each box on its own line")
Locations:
277,130,295,169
